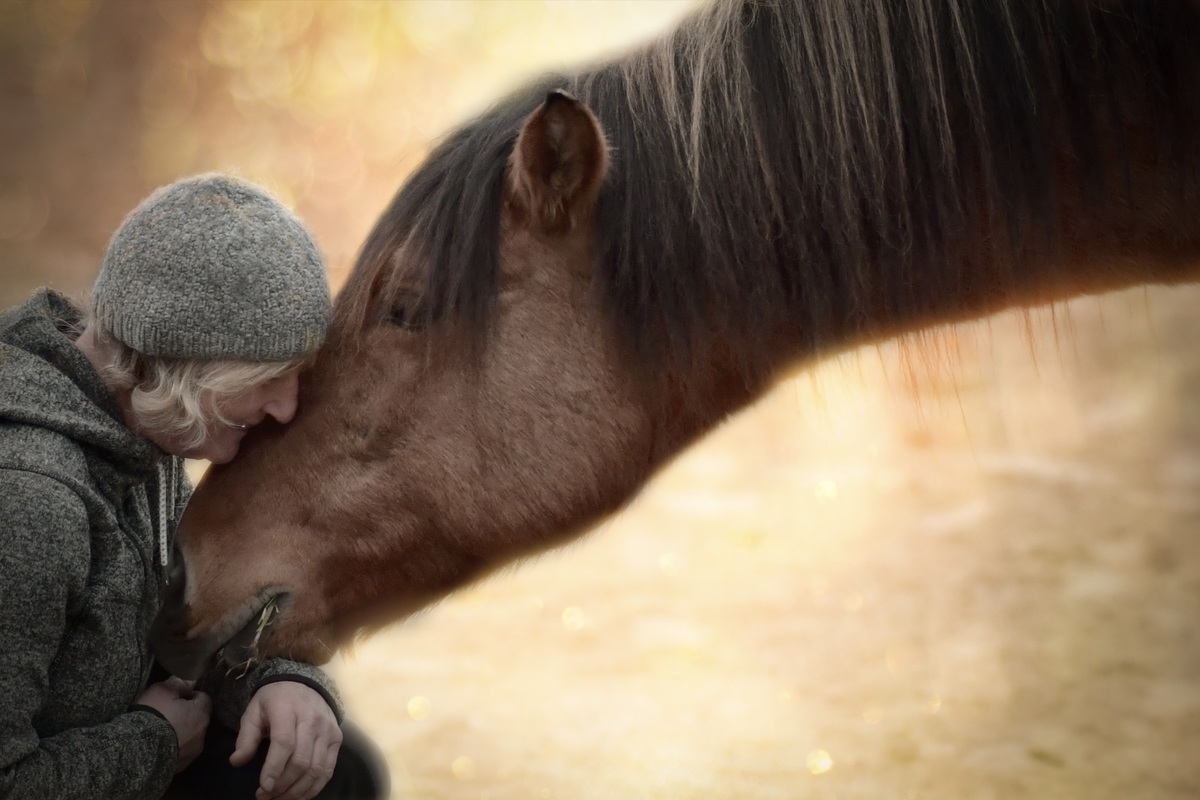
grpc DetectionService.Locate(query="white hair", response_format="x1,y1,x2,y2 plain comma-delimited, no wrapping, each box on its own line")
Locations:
84,314,303,450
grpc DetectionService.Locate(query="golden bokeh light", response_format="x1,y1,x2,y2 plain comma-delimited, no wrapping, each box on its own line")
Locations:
815,478,839,503
807,749,834,775
560,606,588,632
406,695,432,722
450,755,476,781
657,552,682,576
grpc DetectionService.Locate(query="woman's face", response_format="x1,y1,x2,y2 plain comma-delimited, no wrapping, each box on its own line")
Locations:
153,371,302,464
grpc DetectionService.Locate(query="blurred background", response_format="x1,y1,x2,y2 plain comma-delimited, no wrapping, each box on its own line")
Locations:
4,2,1200,798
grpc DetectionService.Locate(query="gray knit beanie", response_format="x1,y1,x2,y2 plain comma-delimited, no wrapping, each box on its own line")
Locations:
93,173,331,361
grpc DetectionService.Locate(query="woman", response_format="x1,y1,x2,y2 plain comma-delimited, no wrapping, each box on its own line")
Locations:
0,175,387,800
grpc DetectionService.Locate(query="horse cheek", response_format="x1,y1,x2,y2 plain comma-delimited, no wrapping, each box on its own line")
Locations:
491,262,647,542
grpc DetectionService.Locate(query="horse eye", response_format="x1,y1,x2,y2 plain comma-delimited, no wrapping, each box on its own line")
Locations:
387,304,424,331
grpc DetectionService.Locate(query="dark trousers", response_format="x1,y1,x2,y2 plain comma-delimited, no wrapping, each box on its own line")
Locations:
165,718,390,799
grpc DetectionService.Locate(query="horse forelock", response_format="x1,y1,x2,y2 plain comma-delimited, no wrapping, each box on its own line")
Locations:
334,86,540,344
338,0,1200,368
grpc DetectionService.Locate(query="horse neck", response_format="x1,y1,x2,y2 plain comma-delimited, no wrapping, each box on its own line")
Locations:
647,163,1200,470
588,0,1200,466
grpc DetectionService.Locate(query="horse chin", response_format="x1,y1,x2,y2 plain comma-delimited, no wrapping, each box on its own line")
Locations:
151,590,288,680
215,592,291,677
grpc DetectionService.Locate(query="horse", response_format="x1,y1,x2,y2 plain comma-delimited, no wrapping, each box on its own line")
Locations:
151,0,1200,680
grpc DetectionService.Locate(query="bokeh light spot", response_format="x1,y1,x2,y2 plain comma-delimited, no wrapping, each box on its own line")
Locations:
807,749,834,775
561,606,588,631
451,756,476,781
406,695,431,721
815,479,839,502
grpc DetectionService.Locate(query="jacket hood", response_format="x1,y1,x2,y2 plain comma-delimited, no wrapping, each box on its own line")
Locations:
0,289,158,482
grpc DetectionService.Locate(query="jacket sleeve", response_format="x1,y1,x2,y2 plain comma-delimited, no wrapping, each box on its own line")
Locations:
0,469,177,800
201,657,345,731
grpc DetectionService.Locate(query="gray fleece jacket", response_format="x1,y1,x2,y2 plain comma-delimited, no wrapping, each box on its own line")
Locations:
0,290,343,800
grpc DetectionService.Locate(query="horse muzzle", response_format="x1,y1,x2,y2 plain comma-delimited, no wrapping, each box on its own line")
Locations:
150,545,287,680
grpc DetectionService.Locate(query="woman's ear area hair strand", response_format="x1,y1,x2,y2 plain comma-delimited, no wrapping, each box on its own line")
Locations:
507,88,609,233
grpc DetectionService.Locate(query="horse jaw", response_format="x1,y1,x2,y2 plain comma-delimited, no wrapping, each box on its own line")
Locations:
150,555,294,680
151,541,338,676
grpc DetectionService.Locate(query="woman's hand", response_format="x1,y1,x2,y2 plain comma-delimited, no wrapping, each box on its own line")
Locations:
136,676,213,772
230,680,343,800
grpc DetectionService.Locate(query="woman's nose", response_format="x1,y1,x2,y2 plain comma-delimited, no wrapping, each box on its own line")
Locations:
262,372,300,425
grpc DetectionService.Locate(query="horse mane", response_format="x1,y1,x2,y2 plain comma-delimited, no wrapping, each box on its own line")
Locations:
342,0,1200,371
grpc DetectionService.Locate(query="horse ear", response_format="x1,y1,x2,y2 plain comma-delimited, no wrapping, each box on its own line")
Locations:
507,90,609,234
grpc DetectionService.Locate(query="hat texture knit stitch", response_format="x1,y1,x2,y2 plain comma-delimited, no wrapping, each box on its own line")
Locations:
92,173,331,361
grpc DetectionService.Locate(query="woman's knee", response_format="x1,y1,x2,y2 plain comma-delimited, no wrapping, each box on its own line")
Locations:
168,718,390,800
317,719,390,800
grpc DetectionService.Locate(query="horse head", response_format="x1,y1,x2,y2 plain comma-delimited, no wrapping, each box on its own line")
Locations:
151,91,695,676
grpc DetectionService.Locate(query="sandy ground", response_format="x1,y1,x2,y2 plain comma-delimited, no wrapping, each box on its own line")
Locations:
326,285,1200,800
